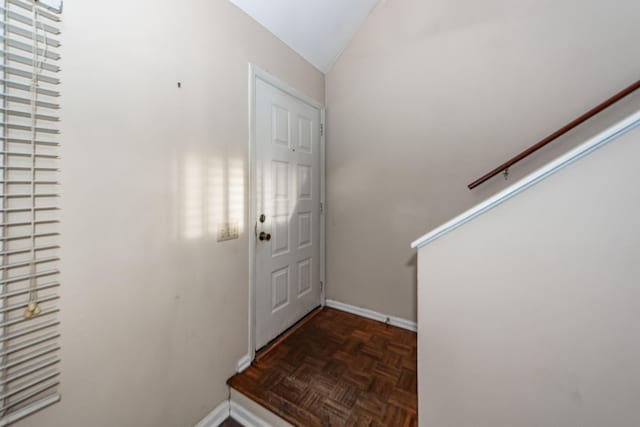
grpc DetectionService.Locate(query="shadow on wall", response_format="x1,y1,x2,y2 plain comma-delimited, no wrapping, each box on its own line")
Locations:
172,152,245,241
406,252,418,319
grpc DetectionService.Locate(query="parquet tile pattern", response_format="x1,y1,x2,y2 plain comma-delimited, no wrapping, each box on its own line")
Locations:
219,418,244,427
228,308,417,427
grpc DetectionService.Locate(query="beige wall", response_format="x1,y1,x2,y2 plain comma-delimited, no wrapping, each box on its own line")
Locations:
325,0,640,321
18,1,323,426
417,123,640,426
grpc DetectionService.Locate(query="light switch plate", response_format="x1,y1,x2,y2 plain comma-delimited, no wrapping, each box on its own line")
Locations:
229,223,239,239
217,222,239,242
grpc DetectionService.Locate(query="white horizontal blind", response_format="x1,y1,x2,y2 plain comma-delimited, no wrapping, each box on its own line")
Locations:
0,0,61,425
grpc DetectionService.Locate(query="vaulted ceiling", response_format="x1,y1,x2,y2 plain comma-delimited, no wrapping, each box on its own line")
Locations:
228,0,380,73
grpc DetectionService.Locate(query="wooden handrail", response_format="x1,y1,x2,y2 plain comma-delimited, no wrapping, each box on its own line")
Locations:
468,79,640,189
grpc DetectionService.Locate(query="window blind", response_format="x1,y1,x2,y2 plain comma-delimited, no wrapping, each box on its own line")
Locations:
0,0,61,424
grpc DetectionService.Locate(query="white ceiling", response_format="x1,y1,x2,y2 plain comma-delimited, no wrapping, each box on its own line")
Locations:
228,0,380,73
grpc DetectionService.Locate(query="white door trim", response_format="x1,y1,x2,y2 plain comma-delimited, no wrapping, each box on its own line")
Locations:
247,64,326,362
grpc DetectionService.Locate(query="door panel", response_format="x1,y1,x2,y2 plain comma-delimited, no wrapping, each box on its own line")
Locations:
255,77,322,350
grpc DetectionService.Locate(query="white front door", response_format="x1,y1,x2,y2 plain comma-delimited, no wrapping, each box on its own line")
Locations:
254,76,322,350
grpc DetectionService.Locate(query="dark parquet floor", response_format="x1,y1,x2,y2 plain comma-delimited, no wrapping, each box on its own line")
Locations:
228,308,417,427
219,418,244,427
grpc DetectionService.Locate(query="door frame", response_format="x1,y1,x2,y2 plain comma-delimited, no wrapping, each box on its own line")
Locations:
247,64,326,362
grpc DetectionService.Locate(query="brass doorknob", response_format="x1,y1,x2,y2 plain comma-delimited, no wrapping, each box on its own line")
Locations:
259,232,271,241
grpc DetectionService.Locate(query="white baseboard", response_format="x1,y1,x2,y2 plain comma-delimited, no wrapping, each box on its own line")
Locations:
194,400,229,427
237,354,252,373
325,299,417,332
230,400,271,427
230,389,294,427
194,398,273,427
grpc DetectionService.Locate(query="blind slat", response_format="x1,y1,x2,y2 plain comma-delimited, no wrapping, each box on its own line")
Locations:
0,309,59,330
0,268,59,284
0,366,59,404
0,295,58,314
0,250,59,262
0,109,59,121
0,78,60,96
0,51,60,73
1,344,59,373
0,152,59,158
0,207,58,214
0,21,61,47
0,362,59,390
0,137,59,146
9,0,62,20
0,94,59,109
1,1,62,422
0,7,60,34
0,392,60,426
0,237,59,247
0,332,58,359
0,368,59,398
0,282,60,300
0,166,58,171
0,320,60,343
0,123,60,134
0,194,60,198
0,36,61,60
0,256,59,270
8,0,62,22
0,380,58,415
0,65,59,84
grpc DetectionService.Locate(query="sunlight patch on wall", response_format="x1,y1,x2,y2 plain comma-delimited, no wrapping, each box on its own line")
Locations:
183,155,204,239
228,158,245,233
179,153,245,241
207,157,225,237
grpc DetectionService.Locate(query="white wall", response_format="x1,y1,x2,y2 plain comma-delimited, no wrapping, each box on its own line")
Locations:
17,1,324,426
417,123,640,427
325,0,640,321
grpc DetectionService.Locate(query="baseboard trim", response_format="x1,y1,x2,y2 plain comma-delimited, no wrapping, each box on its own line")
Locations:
237,354,252,373
325,299,417,332
194,398,274,427
194,400,229,427
230,399,271,427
